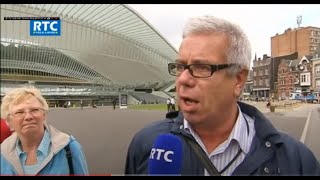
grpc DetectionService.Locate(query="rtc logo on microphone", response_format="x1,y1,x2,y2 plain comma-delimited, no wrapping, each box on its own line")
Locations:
149,148,174,162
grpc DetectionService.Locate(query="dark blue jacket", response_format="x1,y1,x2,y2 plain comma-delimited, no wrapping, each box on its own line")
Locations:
125,102,320,175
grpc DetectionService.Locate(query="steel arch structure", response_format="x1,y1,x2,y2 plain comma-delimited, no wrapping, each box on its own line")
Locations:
0,4,177,87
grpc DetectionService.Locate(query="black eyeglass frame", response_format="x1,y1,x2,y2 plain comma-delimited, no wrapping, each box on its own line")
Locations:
168,63,237,78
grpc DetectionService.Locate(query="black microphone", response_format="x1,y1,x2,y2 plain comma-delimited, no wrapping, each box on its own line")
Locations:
148,134,183,175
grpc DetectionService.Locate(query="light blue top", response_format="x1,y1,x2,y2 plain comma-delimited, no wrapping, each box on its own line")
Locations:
1,124,89,175
16,130,51,174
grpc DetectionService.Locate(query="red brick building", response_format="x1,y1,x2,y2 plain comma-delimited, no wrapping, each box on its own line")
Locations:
277,56,313,99
271,26,320,58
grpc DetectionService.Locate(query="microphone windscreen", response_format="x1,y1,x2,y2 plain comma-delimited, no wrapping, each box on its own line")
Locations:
148,134,183,175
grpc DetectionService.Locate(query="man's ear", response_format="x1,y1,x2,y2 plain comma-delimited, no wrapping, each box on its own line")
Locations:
234,69,248,97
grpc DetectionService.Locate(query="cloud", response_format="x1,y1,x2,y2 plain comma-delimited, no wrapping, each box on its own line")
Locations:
129,4,320,66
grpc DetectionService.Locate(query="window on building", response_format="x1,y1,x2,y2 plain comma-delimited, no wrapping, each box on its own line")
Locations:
259,78,263,86
259,70,263,76
289,76,293,84
254,80,256,86
316,79,320,87
301,74,306,83
278,77,281,85
295,75,299,83
300,73,311,85
279,77,285,85
265,68,268,75
304,64,308,71
265,78,269,87
316,65,320,74
254,71,256,76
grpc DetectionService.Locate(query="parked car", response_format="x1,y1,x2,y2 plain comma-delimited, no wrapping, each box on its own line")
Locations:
295,93,318,103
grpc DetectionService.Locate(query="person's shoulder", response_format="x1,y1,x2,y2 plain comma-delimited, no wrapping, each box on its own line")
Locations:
66,136,85,153
68,135,81,146
130,118,176,145
276,131,300,145
139,118,175,134
276,131,317,158
129,111,181,147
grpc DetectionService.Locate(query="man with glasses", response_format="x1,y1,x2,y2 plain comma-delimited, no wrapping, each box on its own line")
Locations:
1,86,89,175
125,15,320,175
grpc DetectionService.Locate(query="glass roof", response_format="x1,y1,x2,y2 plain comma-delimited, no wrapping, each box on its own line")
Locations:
17,4,178,59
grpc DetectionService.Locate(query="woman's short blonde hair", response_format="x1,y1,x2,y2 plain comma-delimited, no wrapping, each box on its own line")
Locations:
1,86,49,121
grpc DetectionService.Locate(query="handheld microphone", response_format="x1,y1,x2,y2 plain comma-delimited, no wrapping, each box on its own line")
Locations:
148,134,183,175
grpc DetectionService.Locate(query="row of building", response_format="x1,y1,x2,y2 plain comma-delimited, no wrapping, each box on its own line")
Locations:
244,26,320,100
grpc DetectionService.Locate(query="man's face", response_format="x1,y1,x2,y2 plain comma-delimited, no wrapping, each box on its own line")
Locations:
8,96,46,137
176,33,238,124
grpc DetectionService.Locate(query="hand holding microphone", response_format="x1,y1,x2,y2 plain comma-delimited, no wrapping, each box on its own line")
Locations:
148,134,183,175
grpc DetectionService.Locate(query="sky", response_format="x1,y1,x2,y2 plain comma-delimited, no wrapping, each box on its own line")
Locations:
128,4,320,62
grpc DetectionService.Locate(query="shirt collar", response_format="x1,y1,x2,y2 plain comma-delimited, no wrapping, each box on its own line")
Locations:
183,104,250,154
15,129,51,157
38,129,51,157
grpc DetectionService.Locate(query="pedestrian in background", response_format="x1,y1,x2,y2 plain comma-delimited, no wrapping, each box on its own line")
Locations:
166,98,171,112
170,96,176,112
112,99,117,110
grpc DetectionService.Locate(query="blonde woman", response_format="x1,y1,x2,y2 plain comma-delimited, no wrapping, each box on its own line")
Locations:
1,86,89,175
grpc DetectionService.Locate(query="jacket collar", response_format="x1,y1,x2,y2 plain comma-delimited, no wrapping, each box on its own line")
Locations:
0,122,70,174
168,102,283,175
169,101,283,145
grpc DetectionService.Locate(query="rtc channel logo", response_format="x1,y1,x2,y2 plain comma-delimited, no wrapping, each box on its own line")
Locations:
30,19,61,36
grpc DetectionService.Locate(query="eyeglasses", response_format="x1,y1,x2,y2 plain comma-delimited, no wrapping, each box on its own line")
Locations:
168,63,236,78
9,108,45,119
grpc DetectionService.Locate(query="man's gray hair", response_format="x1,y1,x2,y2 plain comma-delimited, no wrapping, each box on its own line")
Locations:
182,15,251,75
